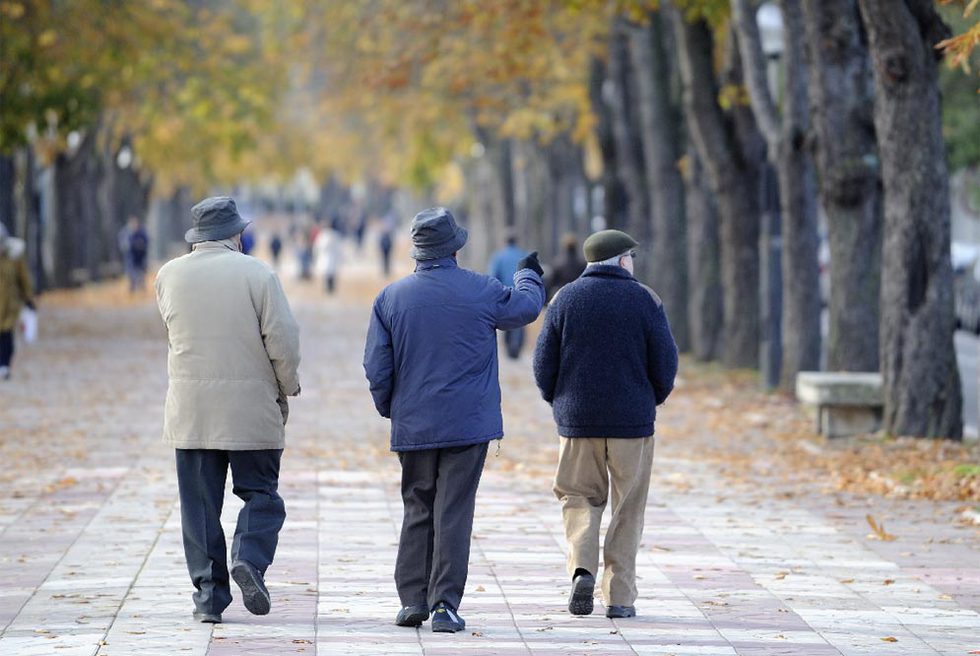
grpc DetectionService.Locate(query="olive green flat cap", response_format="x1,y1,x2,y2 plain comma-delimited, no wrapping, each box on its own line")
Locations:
583,229,639,263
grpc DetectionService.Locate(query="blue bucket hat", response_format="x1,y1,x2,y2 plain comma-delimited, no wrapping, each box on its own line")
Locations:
409,207,468,260
185,196,251,244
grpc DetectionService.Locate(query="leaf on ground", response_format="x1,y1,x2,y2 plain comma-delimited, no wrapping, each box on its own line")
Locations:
881,636,898,642
866,514,897,541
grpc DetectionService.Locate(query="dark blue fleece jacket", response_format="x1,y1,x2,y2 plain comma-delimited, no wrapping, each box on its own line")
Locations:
364,256,544,451
532,265,678,438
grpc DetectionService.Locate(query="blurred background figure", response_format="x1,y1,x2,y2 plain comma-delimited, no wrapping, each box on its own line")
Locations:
315,218,344,294
378,209,397,278
0,223,36,381
352,208,367,251
240,226,256,256
547,233,587,302
269,232,283,270
118,216,150,293
488,230,528,359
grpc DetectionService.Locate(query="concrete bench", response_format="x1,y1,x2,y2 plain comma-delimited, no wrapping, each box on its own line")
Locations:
795,372,883,438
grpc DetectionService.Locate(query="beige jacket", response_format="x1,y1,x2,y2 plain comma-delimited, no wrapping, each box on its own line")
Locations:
0,237,33,331
155,240,301,450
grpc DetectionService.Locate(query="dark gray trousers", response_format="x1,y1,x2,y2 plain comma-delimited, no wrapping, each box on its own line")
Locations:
175,448,286,615
396,442,489,611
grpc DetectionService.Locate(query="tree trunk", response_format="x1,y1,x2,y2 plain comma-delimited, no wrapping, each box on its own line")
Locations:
856,0,961,438
588,57,628,229
802,0,882,373
629,10,689,351
0,155,13,235
671,10,762,369
732,0,821,387
606,18,650,262
684,144,724,361
49,129,105,287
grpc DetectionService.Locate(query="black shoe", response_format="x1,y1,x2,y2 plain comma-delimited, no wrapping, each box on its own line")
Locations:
192,611,222,623
605,605,636,618
568,572,595,615
231,560,271,616
395,604,429,627
430,602,465,633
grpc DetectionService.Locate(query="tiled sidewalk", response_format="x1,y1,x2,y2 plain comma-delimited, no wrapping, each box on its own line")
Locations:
0,256,978,655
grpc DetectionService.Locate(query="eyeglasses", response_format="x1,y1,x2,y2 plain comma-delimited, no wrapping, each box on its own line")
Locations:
627,250,637,259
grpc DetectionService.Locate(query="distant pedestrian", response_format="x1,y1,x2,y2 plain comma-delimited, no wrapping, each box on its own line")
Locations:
240,226,256,255
269,233,283,269
547,233,586,302
353,210,367,250
119,216,149,293
0,223,35,381
488,230,528,359
314,219,344,294
533,229,678,620
378,210,397,278
364,207,544,633
155,196,301,625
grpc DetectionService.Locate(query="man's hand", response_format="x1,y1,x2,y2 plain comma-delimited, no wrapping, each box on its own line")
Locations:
277,395,290,425
517,251,544,276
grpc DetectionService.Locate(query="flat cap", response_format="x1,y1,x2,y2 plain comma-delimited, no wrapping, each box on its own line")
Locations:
583,229,639,263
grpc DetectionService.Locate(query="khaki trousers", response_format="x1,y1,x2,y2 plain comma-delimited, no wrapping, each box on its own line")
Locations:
553,436,655,607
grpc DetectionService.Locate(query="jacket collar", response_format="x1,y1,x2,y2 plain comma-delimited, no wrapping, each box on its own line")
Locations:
415,255,459,271
581,264,634,281
193,239,240,252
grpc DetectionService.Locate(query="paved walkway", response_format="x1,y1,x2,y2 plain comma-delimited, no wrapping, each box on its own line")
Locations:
0,244,978,655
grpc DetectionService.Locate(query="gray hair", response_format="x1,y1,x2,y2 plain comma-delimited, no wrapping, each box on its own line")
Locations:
587,251,629,267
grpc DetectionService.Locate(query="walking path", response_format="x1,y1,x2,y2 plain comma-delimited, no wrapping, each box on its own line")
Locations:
0,245,978,655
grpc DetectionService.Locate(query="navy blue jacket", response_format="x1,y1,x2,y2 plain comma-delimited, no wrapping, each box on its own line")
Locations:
364,256,545,451
533,265,678,438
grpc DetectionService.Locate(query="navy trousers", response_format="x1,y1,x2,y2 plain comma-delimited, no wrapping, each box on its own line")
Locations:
0,330,13,368
395,442,489,611
175,448,286,615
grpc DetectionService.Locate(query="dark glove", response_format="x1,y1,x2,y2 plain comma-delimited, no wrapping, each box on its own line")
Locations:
277,395,290,426
516,251,544,276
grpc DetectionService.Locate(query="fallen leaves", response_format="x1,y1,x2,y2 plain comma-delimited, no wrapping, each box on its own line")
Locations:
881,636,898,643
866,515,897,541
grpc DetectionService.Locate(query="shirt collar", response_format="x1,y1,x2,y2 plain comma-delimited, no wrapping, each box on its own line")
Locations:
415,256,459,271
582,264,634,281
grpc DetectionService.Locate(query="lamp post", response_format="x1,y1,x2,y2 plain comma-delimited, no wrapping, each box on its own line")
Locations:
757,1,784,390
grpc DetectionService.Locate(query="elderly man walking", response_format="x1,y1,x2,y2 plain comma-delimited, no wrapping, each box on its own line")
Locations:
155,197,301,624
364,207,545,633
533,229,678,619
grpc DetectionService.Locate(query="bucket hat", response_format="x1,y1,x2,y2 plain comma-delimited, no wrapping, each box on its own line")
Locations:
185,196,251,244
409,207,468,260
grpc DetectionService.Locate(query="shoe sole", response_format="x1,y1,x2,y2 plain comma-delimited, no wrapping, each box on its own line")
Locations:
431,621,464,633
395,610,429,627
568,575,595,615
193,613,222,624
606,608,636,619
231,563,271,616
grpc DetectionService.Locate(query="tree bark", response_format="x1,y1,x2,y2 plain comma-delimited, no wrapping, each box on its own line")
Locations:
628,10,689,351
856,0,961,438
671,10,762,369
588,57,627,229
606,17,651,267
684,143,724,361
802,0,882,373
732,0,821,387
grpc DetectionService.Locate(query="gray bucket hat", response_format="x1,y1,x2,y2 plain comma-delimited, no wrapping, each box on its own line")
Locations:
410,207,468,260
185,196,251,244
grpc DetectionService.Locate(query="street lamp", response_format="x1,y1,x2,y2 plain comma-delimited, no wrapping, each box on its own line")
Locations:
756,1,784,390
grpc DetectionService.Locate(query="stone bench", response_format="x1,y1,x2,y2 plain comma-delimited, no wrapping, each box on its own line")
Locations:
795,372,883,438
